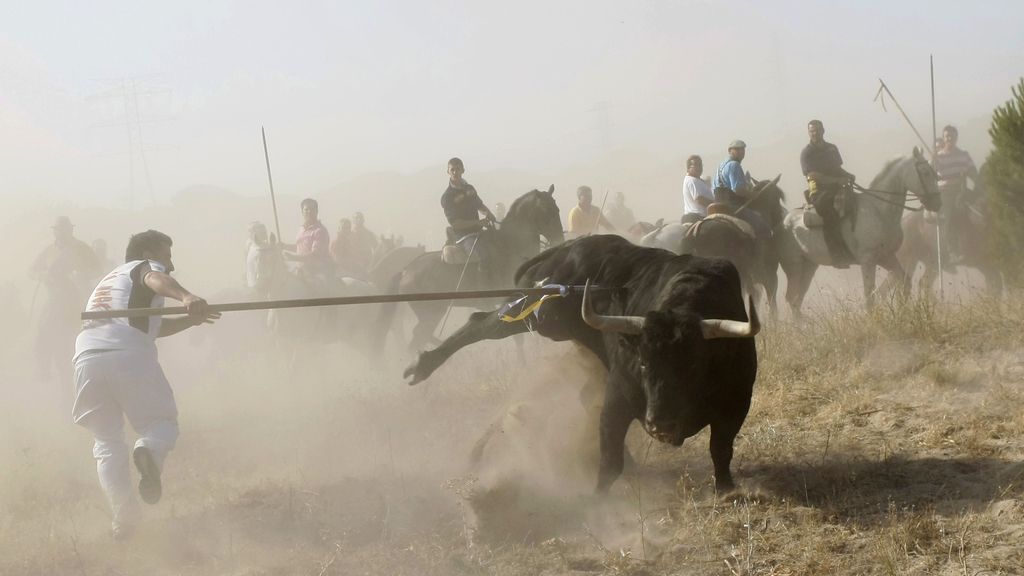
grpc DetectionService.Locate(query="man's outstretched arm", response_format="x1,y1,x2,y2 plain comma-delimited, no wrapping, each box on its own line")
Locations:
143,267,220,336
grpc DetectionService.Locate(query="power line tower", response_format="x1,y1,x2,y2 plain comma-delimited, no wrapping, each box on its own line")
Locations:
88,77,171,210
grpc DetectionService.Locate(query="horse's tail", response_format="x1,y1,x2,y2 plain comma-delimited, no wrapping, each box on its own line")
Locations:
370,270,405,354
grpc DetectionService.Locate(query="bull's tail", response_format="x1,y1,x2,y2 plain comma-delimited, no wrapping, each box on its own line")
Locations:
513,248,554,286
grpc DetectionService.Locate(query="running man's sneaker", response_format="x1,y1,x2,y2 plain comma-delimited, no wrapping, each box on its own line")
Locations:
133,446,162,505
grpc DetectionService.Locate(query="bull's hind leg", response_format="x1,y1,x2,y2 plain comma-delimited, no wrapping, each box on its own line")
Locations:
404,310,529,385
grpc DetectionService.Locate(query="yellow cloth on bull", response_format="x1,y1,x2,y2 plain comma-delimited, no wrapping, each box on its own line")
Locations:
499,292,564,323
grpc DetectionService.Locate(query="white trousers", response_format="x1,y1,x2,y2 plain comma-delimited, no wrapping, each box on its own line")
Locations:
72,349,178,529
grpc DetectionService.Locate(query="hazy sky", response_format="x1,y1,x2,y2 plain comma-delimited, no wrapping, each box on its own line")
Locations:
2,0,1022,206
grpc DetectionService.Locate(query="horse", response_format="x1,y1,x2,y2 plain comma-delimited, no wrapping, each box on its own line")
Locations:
897,180,1002,296
375,186,564,351
775,148,942,316
244,236,381,356
639,176,787,317
368,244,427,293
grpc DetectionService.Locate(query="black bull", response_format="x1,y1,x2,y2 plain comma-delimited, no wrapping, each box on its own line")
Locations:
405,235,759,493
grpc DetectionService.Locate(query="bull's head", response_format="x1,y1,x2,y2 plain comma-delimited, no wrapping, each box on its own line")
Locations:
581,279,759,444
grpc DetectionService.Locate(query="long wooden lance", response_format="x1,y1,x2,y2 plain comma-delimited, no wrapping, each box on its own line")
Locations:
930,55,945,299
261,126,283,242
874,79,936,159
80,285,611,320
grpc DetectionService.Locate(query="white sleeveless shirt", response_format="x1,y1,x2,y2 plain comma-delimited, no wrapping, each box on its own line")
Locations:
74,260,167,360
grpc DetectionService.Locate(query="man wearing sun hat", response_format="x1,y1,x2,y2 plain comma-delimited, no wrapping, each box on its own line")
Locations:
29,216,100,388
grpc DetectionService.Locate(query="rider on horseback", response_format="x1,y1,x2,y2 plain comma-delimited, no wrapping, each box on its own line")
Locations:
933,125,978,268
441,157,498,280
281,198,334,284
712,140,770,241
682,155,714,224
801,120,856,268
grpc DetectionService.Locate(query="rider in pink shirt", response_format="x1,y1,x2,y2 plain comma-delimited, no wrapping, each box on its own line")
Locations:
284,198,332,275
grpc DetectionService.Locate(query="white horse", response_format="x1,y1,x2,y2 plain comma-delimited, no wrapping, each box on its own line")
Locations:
775,148,941,315
640,222,688,253
242,228,380,356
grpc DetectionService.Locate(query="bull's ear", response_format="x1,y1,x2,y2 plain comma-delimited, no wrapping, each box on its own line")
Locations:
547,184,555,195
750,176,762,186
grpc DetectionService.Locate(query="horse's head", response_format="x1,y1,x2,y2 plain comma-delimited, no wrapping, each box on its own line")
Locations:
505,185,565,246
749,174,788,228
246,239,286,298
909,147,942,212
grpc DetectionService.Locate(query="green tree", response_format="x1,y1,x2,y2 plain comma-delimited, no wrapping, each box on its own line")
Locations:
985,78,1024,285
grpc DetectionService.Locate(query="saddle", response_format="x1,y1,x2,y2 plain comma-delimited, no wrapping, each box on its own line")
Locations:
441,229,482,265
801,187,858,229
687,213,756,241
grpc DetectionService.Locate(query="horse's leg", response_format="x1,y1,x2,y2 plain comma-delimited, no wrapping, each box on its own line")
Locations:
878,252,910,300
919,261,938,297
981,266,1004,297
762,252,780,319
780,256,802,318
512,333,527,364
405,309,531,385
791,258,818,318
861,259,878,309
408,302,445,352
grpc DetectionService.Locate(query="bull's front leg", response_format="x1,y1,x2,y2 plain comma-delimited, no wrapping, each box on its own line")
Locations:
709,415,745,491
596,387,635,494
403,309,529,385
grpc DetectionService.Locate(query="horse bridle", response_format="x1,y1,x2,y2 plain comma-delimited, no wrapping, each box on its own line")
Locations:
851,157,939,212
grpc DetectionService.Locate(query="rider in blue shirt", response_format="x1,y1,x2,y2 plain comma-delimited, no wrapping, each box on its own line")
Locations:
712,140,769,240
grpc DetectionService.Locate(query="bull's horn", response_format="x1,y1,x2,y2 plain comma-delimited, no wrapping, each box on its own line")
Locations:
582,279,645,334
700,295,761,339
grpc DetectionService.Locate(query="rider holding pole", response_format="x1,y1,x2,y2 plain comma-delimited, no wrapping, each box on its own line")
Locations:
932,125,978,267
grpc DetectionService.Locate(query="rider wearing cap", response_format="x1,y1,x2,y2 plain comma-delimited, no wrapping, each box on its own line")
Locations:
801,119,856,267
712,140,770,240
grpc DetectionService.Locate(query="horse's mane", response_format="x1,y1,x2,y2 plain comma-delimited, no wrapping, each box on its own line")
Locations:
869,157,906,189
505,189,542,220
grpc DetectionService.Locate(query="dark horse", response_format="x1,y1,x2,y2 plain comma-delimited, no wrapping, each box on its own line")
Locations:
740,175,788,317
643,177,787,316
376,186,565,351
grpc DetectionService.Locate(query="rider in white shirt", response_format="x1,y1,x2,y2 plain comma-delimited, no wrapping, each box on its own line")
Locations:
682,155,715,224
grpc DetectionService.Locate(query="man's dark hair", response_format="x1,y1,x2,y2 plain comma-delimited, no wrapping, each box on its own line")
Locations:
943,125,958,137
301,198,318,211
448,157,464,170
687,155,702,167
125,230,172,262
808,119,824,129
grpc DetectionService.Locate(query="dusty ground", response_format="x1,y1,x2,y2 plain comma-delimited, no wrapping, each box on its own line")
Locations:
2,292,1024,576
